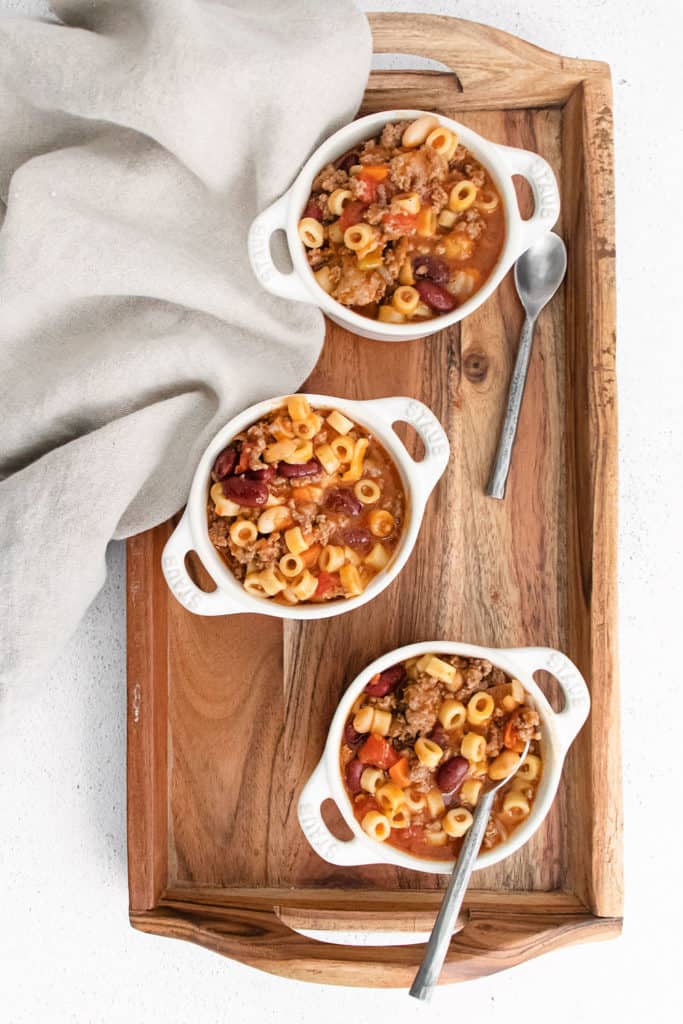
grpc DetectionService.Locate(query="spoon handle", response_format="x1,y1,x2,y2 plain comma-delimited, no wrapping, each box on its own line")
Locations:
409,789,495,1001
486,314,537,499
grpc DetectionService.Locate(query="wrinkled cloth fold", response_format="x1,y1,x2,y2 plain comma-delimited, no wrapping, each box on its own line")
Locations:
0,0,371,690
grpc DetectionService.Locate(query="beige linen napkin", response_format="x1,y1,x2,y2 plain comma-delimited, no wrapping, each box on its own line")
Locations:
0,0,371,690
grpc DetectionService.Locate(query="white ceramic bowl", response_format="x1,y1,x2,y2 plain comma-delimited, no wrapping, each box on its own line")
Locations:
298,640,590,873
248,109,560,342
162,395,449,618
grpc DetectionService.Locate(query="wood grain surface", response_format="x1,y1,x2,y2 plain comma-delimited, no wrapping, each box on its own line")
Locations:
127,13,621,985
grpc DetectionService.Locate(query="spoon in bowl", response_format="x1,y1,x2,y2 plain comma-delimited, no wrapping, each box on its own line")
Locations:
486,232,567,499
409,739,531,1001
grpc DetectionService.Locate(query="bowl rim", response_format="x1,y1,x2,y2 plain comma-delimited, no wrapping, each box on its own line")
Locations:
284,108,523,338
308,639,572,873
176,393,448,620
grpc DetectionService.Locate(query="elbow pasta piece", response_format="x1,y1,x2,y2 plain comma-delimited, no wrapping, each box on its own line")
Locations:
243,573,267,597
344,223,376,252
517,753,541,782
437,208,457,229
488,750,520,781
387,806,411,829
403,789,426,813
460,732,486,763
398,260,415,285
314,443,340,474
393,191,421,214
467,691,495,725
511,678,525,703
438,699,466,730
443,808,473,838
291,570,318,602
341,438,369,483
425,125,458,160
502,790,530,816
361,810,391,842
292,413,322,439
425,828,448,847
459,778,483,807
360,767,384,794
344,545,361,566
402,114,439,147
368,509,395,538
326,409,354,435
279,553,304,579
328,221,344,245
444,668,464,693
287,395,311,421
327,188,352,216
417,655,457,687
284,527,309,555
229,519,258,548
319,545,345,573
416,205,436,237
475,188,500,212
392,285,420,316
426,788,445,818
415,737,443,769
298,217,324,248
258,567,287,597
376,782,406,814
354,479,381,504
339,563,364,597
269,415,294,440
364,543,390,571
283,439,313,464
330,435,355,462
353,706,374,733
372,708,392,736
257,506,292,534
448,180,478,212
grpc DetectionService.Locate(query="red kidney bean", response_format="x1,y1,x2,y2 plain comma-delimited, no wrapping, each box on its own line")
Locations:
413,254,450,285
336,148,360,173
246,465,275,482
277,458,322,479
221,475,269,507
415,279,457,313
365,664,405,697
324,488,362,516
430,725,450,750
303,199,323,222
345,758,365,795
344,720,363,745
341,527,372,549
436,755,469,796
212,444,238,480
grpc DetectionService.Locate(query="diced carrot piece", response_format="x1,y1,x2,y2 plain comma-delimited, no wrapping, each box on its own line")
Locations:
291,486,314,502
389,756,411,788
301,543,322,569
361,164,389,181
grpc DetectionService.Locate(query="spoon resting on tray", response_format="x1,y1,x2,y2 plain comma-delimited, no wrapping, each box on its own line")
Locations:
486,232,567,499
409,738,531,1001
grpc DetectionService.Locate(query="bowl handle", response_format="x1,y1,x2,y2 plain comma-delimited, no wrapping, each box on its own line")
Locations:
369,396,450,497
506,646,591,752
247,190,313,304
493,143,561,254
161,511,244,617
298,759,386,867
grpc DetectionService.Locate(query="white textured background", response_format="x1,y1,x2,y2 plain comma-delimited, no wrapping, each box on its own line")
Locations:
1,0,680,1020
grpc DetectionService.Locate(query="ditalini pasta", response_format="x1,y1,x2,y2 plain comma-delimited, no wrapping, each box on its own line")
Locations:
207,398,405,604
298,116,505,322
340,653,543,860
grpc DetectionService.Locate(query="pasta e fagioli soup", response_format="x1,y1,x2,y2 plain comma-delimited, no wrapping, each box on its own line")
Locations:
340,651,542,860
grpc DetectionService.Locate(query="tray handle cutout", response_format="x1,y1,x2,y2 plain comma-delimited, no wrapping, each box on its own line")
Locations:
247,189,311,304
369,396,450,498
298,760,386,867
505,647,590,752
161,512,244,616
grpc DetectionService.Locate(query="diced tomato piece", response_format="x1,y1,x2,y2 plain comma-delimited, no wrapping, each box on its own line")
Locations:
338,200,367,232
358,734,400,769
234,443,254,475
383,211,418,235
314,570,340,599
389,756,411,788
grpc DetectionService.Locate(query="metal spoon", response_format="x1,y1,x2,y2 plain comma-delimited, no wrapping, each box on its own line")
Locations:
486,233,567,499
409,739,531,1001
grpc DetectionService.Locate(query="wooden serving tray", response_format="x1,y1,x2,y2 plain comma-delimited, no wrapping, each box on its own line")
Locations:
127,14,621,986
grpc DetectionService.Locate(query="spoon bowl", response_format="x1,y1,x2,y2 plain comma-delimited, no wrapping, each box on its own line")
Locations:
515,232,567,318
